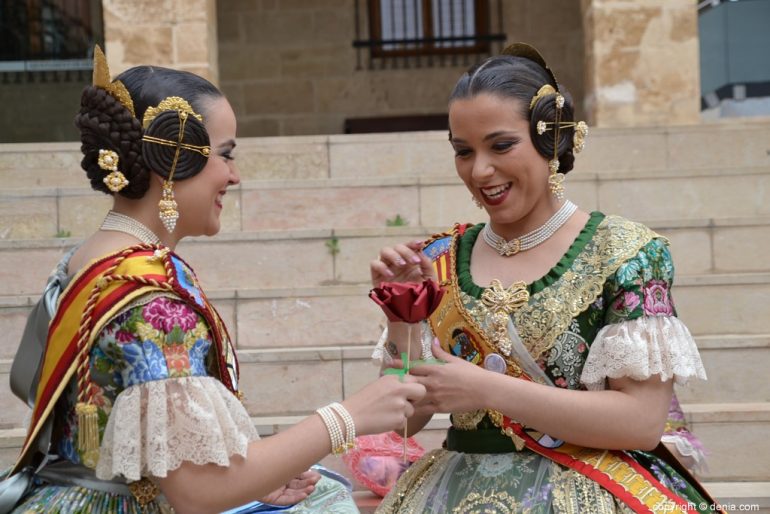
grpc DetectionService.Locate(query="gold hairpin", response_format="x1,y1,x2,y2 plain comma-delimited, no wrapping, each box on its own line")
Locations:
143,96,204,129
92,45,135,117
537,120,588,153
140,101,210,233
529,84,557,110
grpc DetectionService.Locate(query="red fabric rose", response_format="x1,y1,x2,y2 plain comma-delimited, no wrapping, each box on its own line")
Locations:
369,280,445,323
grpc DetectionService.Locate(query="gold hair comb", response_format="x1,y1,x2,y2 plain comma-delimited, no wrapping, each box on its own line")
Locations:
92,45,135,117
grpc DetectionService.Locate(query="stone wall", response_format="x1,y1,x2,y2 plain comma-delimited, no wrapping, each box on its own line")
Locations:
580,0,701,127
102,0,219,83
217,0,586,137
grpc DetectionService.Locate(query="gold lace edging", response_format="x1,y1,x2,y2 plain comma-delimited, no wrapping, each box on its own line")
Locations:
453,216,658,362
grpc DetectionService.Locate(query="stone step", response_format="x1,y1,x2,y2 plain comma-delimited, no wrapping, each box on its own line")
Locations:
1,310,767,427
175,402,770,484
1,119,769,188
2,332,769,429
2,165,770,239
2,216,770,296
2,403,768,488
703,482,770,514
1,269,770,358
686,402,770,483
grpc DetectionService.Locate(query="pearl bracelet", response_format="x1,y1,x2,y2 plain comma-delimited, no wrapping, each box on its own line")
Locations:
329,402,356,453
316,405,346,455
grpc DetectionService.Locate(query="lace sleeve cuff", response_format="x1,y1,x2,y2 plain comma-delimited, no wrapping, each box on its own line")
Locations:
95,376,258,481
580,316,707,391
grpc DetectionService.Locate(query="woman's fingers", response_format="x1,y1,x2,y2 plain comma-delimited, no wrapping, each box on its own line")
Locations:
430,339,459,362
402,379,427,402
297,470,321,484
378,245,415,267
370,258,395,282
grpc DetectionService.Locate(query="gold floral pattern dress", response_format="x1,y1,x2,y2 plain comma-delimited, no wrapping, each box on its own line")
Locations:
374,213,713,514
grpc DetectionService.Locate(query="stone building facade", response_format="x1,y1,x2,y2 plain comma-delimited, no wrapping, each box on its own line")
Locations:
0,0,700,142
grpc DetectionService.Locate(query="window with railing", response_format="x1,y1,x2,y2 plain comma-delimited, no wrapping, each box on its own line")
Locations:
353,0,506,69
0,0,102,78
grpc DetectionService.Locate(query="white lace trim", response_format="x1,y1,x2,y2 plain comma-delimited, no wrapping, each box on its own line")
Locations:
372,322,434,364
95,376,258,481
580,316,707,391
661,433,708,473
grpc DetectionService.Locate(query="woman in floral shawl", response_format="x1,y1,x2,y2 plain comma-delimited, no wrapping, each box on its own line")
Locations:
369,43,716,513
2,50,424,514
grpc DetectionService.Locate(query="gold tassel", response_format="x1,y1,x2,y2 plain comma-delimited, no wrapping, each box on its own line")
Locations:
76,402,100,468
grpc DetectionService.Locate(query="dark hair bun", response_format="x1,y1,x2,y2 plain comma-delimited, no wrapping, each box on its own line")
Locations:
75,85,149,198
142,110,210,181
529,90,576,174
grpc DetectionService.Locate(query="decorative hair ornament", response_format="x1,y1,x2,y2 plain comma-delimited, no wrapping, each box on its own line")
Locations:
97,149,129,192
573,121,588,153
529,84,557,110
142,96,204,129
547,89,566,200
92,45,135,117
501,43,589,198
141,97,211,233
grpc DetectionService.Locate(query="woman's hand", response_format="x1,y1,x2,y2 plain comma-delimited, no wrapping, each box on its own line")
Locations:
342,374,426,436
370,240,436,287
259,469,321,506
409,341,492,413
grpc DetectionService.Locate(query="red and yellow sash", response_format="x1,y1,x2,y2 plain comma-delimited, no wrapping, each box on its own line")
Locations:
425,222,714,514
11,245,238,475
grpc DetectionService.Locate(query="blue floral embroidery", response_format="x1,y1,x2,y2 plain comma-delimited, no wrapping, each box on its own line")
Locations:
189,338,212,376
119,340,169,385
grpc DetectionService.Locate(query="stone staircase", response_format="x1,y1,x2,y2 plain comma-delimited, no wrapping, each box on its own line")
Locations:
1,120,769,510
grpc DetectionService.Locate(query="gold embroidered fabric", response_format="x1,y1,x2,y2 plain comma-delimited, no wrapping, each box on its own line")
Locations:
512,215,656,361
377,449,453,513
458,216,657,363
376,448,639,513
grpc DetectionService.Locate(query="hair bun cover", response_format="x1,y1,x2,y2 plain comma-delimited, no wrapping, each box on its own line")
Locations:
142,108,210,181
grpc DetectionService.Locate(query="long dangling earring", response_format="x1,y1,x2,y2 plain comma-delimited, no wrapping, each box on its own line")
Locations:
548,159,565,201
548,93,566,200
472,195,483,209
98,149,129,193
155,110,189,234
158,180,178,232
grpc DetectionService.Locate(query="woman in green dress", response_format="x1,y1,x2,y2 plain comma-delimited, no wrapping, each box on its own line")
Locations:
369,43,717,513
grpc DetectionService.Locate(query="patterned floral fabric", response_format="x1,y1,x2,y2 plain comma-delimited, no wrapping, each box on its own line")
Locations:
15,291,357,513
56,294,218,466
604,238,677,325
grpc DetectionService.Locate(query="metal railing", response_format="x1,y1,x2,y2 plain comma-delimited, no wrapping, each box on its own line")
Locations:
0,0,102,79
352,0,506,69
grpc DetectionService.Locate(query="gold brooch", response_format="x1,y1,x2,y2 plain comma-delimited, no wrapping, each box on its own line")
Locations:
481,279,529,356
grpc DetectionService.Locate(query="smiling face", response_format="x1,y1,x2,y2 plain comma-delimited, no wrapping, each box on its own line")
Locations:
173,96,240,238
449,93,557,236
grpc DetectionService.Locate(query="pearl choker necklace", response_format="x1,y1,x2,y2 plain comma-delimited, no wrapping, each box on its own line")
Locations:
100,211,161,245
481,200,577,257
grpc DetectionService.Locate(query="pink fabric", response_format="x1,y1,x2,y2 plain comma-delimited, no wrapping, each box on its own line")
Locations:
343,433,425,497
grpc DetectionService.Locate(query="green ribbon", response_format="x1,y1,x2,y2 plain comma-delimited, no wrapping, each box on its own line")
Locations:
383,352,444,381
